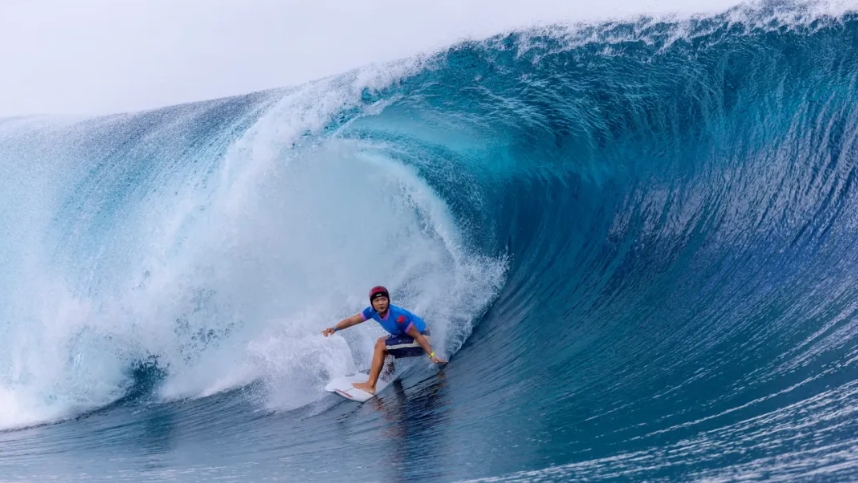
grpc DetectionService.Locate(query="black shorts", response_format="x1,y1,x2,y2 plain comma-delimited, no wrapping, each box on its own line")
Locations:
385,330,430,358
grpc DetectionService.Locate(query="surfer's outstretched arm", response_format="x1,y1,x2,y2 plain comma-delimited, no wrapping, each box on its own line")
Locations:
322,313,365,337
406,325,447,364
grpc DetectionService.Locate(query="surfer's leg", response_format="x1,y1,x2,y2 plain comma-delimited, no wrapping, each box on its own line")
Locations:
353,336,388,394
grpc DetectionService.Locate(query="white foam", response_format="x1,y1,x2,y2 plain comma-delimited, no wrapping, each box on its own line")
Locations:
493,0,858,61
0,63,505,428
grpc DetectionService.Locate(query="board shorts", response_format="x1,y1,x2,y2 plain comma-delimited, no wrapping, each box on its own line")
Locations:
385,330,430,358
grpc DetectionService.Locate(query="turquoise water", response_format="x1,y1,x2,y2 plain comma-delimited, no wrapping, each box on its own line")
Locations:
2,4,858,481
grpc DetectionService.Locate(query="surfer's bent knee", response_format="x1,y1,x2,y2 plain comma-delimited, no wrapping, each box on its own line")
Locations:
375,337,388,351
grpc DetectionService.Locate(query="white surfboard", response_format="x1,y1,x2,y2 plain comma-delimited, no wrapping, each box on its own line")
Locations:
325,365,398,402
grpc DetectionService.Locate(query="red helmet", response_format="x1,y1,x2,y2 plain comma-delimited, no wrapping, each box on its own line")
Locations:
369,286,389,303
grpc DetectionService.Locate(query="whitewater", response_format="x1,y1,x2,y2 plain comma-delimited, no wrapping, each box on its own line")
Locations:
3,2,858,481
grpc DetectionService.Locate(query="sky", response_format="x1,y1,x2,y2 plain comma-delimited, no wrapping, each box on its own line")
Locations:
0,0,798,117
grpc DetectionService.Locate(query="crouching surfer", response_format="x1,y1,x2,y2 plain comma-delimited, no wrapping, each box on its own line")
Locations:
322,286,447,394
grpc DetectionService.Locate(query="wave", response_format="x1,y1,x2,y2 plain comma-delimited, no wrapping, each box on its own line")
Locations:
2,2,858,481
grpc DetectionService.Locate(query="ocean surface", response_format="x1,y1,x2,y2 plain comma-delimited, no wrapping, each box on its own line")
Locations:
3,3,858,481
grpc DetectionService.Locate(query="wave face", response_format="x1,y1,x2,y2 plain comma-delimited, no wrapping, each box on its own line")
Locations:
3,4,858,482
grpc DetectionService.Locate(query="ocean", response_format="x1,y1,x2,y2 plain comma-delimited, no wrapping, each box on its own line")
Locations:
2,2,858,481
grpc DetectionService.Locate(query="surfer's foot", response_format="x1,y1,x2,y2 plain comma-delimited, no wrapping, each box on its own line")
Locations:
352,381,376,394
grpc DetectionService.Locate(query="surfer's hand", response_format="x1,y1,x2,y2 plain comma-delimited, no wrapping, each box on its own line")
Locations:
430,354,447,364
322,327,337,337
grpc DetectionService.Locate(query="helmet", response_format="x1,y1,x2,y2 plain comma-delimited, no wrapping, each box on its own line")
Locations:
369,286,389,303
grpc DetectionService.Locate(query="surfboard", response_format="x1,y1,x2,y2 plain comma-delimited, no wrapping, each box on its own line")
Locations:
325,365,398,402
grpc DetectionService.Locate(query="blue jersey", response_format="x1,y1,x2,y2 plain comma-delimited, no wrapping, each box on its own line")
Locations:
361,304,427,336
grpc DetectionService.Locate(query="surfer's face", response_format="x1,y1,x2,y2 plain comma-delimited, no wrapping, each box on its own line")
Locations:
372,296,389,313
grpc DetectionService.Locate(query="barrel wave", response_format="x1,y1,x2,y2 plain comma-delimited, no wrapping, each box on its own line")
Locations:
2,4,858,482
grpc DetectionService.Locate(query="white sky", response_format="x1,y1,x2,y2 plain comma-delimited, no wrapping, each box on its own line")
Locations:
0,0,775,117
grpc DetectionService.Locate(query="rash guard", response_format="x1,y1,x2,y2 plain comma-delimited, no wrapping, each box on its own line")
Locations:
361,304,427,336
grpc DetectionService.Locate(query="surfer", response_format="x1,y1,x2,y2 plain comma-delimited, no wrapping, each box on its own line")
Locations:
322,286,447,394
